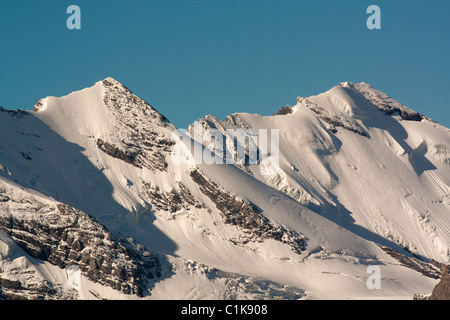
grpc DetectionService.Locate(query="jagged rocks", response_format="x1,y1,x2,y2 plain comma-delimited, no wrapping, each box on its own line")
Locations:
276,105,293,115
189,169,306,254
97,138,137,166
140,180,204,213
96,78,175,172
430,265,450,300
380,246,442,280
0,106,28,120
0,277,59,300
300,98,368,137
0,184,162,297
353,82,425,122
33,99,45,112
187,116,261,167
225,114,252,131
102,78,170,125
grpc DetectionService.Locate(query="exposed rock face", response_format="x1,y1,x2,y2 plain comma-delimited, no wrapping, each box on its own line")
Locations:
96,138,137,166
188,115,262,167
351,82,425,122
97,78,175,171
33,99,44,112
0,277,58,300
430,265,450,300
224,114,252,131
0,183,162,297
102,78,170,125
189,168,306,254
177,259,306,300
140,180,204,213
276,105,293,115
0,106,28,120
298,97,368,137
380,246,442,280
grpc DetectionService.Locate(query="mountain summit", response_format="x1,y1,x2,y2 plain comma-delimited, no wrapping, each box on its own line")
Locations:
1,79,449,300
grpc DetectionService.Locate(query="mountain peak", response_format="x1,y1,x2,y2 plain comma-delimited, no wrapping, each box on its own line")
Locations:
349,82,426,121
297,81,426,123
30,78,176,173
101,76,131,93
100,77,171,126
102,76,120,83
337,81,355,88
337,81,372,89
32,77,172,127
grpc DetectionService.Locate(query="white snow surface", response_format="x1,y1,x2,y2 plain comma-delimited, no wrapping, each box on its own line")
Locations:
0,78,449,300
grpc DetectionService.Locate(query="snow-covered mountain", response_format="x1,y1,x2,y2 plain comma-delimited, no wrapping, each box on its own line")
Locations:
0,78,449,300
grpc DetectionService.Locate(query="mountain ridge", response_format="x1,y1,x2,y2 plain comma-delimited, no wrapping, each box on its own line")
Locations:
1,78,449,300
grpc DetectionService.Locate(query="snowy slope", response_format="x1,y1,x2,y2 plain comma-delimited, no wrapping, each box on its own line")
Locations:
1,78,448,300
191,81,450,263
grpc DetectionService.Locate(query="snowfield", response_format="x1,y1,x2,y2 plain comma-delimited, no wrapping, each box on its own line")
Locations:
0,78,448,300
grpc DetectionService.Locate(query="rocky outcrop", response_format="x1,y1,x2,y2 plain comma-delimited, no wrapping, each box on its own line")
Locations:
97,78,175,171
0,277,59,300
430,265,450,300
188,115,262,167
0,183,162,297
96,138,137,166
224,114,252,131
189,168,306,254
33,99,44,112
102,78,170,125
380,246,442,279
299,98,368,137
276,105,293,115
352,82,425,122
0,106,28,120
141,180,204,213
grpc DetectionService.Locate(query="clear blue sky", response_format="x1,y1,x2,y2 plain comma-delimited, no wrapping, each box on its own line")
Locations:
1,0,449,129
